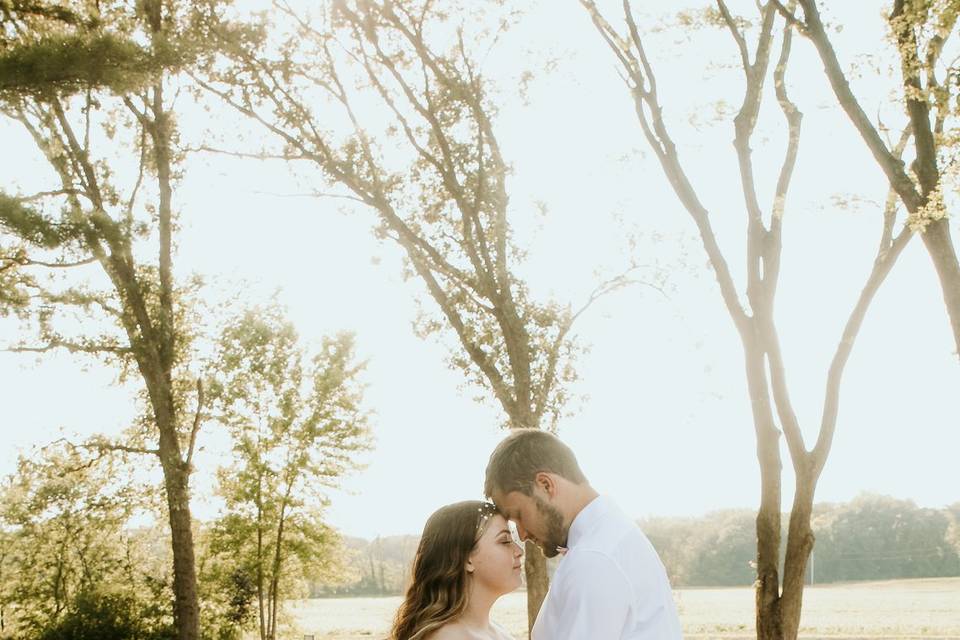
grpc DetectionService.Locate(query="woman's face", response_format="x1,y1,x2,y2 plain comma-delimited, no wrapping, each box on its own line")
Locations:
467,513,524,595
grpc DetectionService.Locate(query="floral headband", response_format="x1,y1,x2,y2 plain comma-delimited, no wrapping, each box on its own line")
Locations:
475,501,499,540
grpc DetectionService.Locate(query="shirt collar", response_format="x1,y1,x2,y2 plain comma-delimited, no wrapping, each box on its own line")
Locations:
565,494,613,550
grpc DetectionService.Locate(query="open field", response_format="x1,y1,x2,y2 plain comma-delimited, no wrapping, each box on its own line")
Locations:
285,577,960,639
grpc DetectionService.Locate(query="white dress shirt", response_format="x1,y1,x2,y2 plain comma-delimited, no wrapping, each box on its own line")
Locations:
531,496,682,640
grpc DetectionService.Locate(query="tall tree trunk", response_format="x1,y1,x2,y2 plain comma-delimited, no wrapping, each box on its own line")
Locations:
743,339,784,640
780,470,816,640
921,221,960,354
268,494,291,640
158,427,200,640
523,550,549,636
507,416,550,635
256,477,266,640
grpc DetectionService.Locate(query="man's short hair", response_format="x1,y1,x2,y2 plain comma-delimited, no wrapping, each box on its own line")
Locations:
484,429,587,497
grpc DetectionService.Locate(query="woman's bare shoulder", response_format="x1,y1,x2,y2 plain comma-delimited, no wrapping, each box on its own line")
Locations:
426,622,469,640
425,620,514,640
491,621,516,639
429,624,470,640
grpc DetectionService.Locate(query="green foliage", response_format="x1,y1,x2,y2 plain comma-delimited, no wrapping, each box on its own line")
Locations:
36,588,175,640
812,494,960,583
198,0,591,430
0,442,174,638
308,535,419,597
0,33,180,97
0,242,32,314
638,495,960,587
642,510,761,587
202,305,371,639
0,193,81,249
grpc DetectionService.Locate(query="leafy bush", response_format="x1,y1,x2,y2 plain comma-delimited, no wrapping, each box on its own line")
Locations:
37,590,174,640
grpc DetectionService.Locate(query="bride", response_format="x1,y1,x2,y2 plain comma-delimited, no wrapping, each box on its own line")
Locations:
390,500,524,639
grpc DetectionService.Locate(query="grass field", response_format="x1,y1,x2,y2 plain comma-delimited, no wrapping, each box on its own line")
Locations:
284,577,960,639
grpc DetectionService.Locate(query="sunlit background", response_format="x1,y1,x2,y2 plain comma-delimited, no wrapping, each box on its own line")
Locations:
2,0,958,546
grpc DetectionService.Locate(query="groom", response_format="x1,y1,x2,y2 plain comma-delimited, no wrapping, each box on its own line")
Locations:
484,429,682,640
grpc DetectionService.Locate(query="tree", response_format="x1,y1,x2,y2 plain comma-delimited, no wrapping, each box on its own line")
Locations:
0,441,174,639
205,307,370,640
0,2,221,637
790,0,960,358
812,494,960,582
580,2,915,638
0,199,36,314
193,0,628,626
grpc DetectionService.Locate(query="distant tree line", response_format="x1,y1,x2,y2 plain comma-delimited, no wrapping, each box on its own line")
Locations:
308,536,420,597
306,494,960,597
645,494,960,587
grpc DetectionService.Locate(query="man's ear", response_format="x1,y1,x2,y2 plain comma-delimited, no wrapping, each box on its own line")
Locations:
534,471,558,498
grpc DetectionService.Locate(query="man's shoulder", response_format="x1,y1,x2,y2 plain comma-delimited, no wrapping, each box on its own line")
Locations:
569,515,671,585
579,509,652,556
557,546,631,587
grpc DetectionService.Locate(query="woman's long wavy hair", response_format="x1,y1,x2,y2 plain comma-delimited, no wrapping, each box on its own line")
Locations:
390,500,498,640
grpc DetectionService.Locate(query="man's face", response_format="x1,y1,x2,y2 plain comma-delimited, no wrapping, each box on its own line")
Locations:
492,488,567,558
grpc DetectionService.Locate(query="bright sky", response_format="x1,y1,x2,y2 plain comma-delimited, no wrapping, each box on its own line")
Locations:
2,1,959,540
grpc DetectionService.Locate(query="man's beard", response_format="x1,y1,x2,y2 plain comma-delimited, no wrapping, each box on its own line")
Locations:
533,494,567,558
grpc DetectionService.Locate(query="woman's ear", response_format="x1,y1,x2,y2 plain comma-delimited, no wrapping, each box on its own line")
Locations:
465,557,475,574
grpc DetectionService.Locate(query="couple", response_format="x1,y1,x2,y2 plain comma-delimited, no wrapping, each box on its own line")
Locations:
389,429,682,639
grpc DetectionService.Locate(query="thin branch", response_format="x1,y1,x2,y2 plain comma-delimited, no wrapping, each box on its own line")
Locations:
534,266,665,422
50,99,105,210
247,189,368,205
407,250,516,419
717,0,752,73
4,339,131,355
85,437,159,457
770,0,809,35
582,0,750,335
880,126,913,252
185,378,204,470
12,189,84,202
812,222,913,475
581,1,644,94
188,145,309,162
13,256,97,268
796,0,922,211
121,96,151,130
890,0,939,197
622,0,658,97
760,3,806,466
125,124,148,227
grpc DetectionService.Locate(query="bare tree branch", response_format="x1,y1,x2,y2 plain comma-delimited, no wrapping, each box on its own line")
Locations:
5,339,131,355
770,0,809,35
762,1,806,467
717,0,752,73
582,0,750,335
185,378,204,470
796,0,922,211
11,255,97,268
85,435,159,457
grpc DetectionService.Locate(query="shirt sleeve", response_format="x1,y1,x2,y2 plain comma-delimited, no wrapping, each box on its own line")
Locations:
546,550,632,640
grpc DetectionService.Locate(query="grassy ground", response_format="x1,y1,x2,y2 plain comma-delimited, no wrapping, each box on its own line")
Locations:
285,577,960,639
